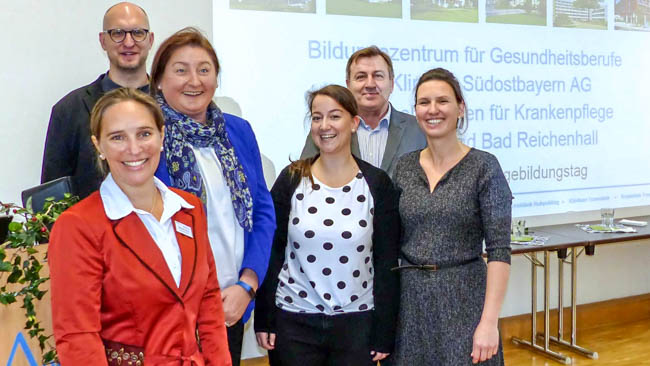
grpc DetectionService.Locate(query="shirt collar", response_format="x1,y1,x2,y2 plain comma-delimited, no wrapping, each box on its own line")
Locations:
359,104,392,131
100,72,151,93
100,173,193,221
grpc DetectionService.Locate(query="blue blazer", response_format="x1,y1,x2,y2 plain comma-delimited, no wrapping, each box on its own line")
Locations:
155,112,276,323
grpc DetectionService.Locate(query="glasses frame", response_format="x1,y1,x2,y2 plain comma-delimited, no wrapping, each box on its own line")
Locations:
104,28,150,43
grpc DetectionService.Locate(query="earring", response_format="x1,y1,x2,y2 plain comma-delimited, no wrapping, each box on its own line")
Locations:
456,117,465,130
160,146,164,152
351,129,356,133
99,154,105,160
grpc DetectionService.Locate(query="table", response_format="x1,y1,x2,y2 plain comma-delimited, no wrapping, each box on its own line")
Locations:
509,216,650,364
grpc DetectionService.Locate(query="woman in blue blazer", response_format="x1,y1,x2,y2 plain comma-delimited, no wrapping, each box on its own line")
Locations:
150,27,275,366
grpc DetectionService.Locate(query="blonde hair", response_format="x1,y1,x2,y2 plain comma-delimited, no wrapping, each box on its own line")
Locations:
90,88,164,176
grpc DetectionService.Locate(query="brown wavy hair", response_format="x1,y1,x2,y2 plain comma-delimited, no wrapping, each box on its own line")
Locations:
289,85,358,184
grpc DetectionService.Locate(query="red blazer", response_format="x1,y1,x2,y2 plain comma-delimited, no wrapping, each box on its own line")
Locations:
49,189,231,366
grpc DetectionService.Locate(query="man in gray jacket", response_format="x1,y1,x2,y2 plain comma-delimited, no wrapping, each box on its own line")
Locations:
41,2,153,198
301,46,426,177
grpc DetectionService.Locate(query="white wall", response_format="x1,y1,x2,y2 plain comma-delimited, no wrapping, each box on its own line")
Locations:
0,0,648,362
0,1,275,359
0,0,214,204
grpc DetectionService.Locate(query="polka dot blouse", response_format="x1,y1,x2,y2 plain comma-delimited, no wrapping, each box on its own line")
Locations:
275,171,375,315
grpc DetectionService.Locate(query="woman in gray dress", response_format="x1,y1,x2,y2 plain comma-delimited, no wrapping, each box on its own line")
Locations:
389,68,512,365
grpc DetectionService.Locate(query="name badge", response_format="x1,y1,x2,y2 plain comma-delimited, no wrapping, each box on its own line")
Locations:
175,221,193,238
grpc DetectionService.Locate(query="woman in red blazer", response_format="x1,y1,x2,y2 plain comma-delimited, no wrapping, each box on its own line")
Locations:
49,88,231,366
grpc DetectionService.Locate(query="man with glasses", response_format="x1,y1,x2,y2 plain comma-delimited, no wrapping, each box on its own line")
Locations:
41,2,154,199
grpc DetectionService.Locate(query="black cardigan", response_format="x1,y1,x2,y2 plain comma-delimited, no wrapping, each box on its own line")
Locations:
255,156,401,353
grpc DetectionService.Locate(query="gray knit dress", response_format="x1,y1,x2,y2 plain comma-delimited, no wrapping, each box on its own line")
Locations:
386,148,512,366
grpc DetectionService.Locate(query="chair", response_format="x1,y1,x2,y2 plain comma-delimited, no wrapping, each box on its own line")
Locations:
21,176,74,213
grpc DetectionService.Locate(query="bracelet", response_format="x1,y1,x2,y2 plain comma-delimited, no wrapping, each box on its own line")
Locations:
236,280,256,299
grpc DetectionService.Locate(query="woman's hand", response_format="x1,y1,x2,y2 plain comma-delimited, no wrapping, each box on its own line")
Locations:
471,320,499,364
221,285,251,326
222,269,258,326
255,332,276,350
370,350,390,362
472,261,509,363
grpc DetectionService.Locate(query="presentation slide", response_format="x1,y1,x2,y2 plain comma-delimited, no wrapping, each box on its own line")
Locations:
213,0,650,217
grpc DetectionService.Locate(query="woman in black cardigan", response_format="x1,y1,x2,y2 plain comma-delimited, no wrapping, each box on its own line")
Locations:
255,85,400,365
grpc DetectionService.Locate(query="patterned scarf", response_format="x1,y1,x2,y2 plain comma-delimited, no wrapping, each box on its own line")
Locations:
157,95,253,232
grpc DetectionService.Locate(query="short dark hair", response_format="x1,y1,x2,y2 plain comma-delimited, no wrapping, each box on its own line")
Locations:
414,68,468,133
346,46,394,81
150,27,220,96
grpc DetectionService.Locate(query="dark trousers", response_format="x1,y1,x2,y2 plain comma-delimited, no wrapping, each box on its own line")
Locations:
227,320,244,366
269,309,377,366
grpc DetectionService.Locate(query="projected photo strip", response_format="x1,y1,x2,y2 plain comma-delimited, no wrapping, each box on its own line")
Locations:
229,0,648,31
215,1,650,217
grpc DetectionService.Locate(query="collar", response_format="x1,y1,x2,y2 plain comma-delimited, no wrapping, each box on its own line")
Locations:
359,104,392,131
101,72,151,93
100,173,193,221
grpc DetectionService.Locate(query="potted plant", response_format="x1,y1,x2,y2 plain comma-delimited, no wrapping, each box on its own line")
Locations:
0,194,78,364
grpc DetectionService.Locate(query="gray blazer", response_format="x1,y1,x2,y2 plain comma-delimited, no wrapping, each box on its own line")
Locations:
300,106,427,177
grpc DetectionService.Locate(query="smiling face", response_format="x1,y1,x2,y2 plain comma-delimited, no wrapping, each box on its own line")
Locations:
100,3,153,74
158,45,217,123
92,100,163,191
415,80,465,140
346,55,394,117
310,95,360,156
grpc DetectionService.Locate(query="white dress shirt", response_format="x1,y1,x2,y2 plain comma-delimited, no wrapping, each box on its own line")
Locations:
192,146,245,290
356,106,392,168
100,173,193,287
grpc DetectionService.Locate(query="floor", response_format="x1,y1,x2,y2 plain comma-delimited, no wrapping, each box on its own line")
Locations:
241,317,650,365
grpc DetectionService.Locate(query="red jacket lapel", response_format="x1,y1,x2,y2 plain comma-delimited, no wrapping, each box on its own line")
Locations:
112,213,184,302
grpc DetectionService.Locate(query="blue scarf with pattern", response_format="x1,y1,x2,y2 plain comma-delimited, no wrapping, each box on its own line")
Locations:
157,95,253,232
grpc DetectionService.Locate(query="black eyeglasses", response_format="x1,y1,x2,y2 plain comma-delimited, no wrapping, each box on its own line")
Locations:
104,28,149,43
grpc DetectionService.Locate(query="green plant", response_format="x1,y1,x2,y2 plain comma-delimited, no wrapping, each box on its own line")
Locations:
0,193,79,364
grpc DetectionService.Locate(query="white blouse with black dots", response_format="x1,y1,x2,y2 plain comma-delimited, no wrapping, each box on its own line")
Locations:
275,171,375,315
